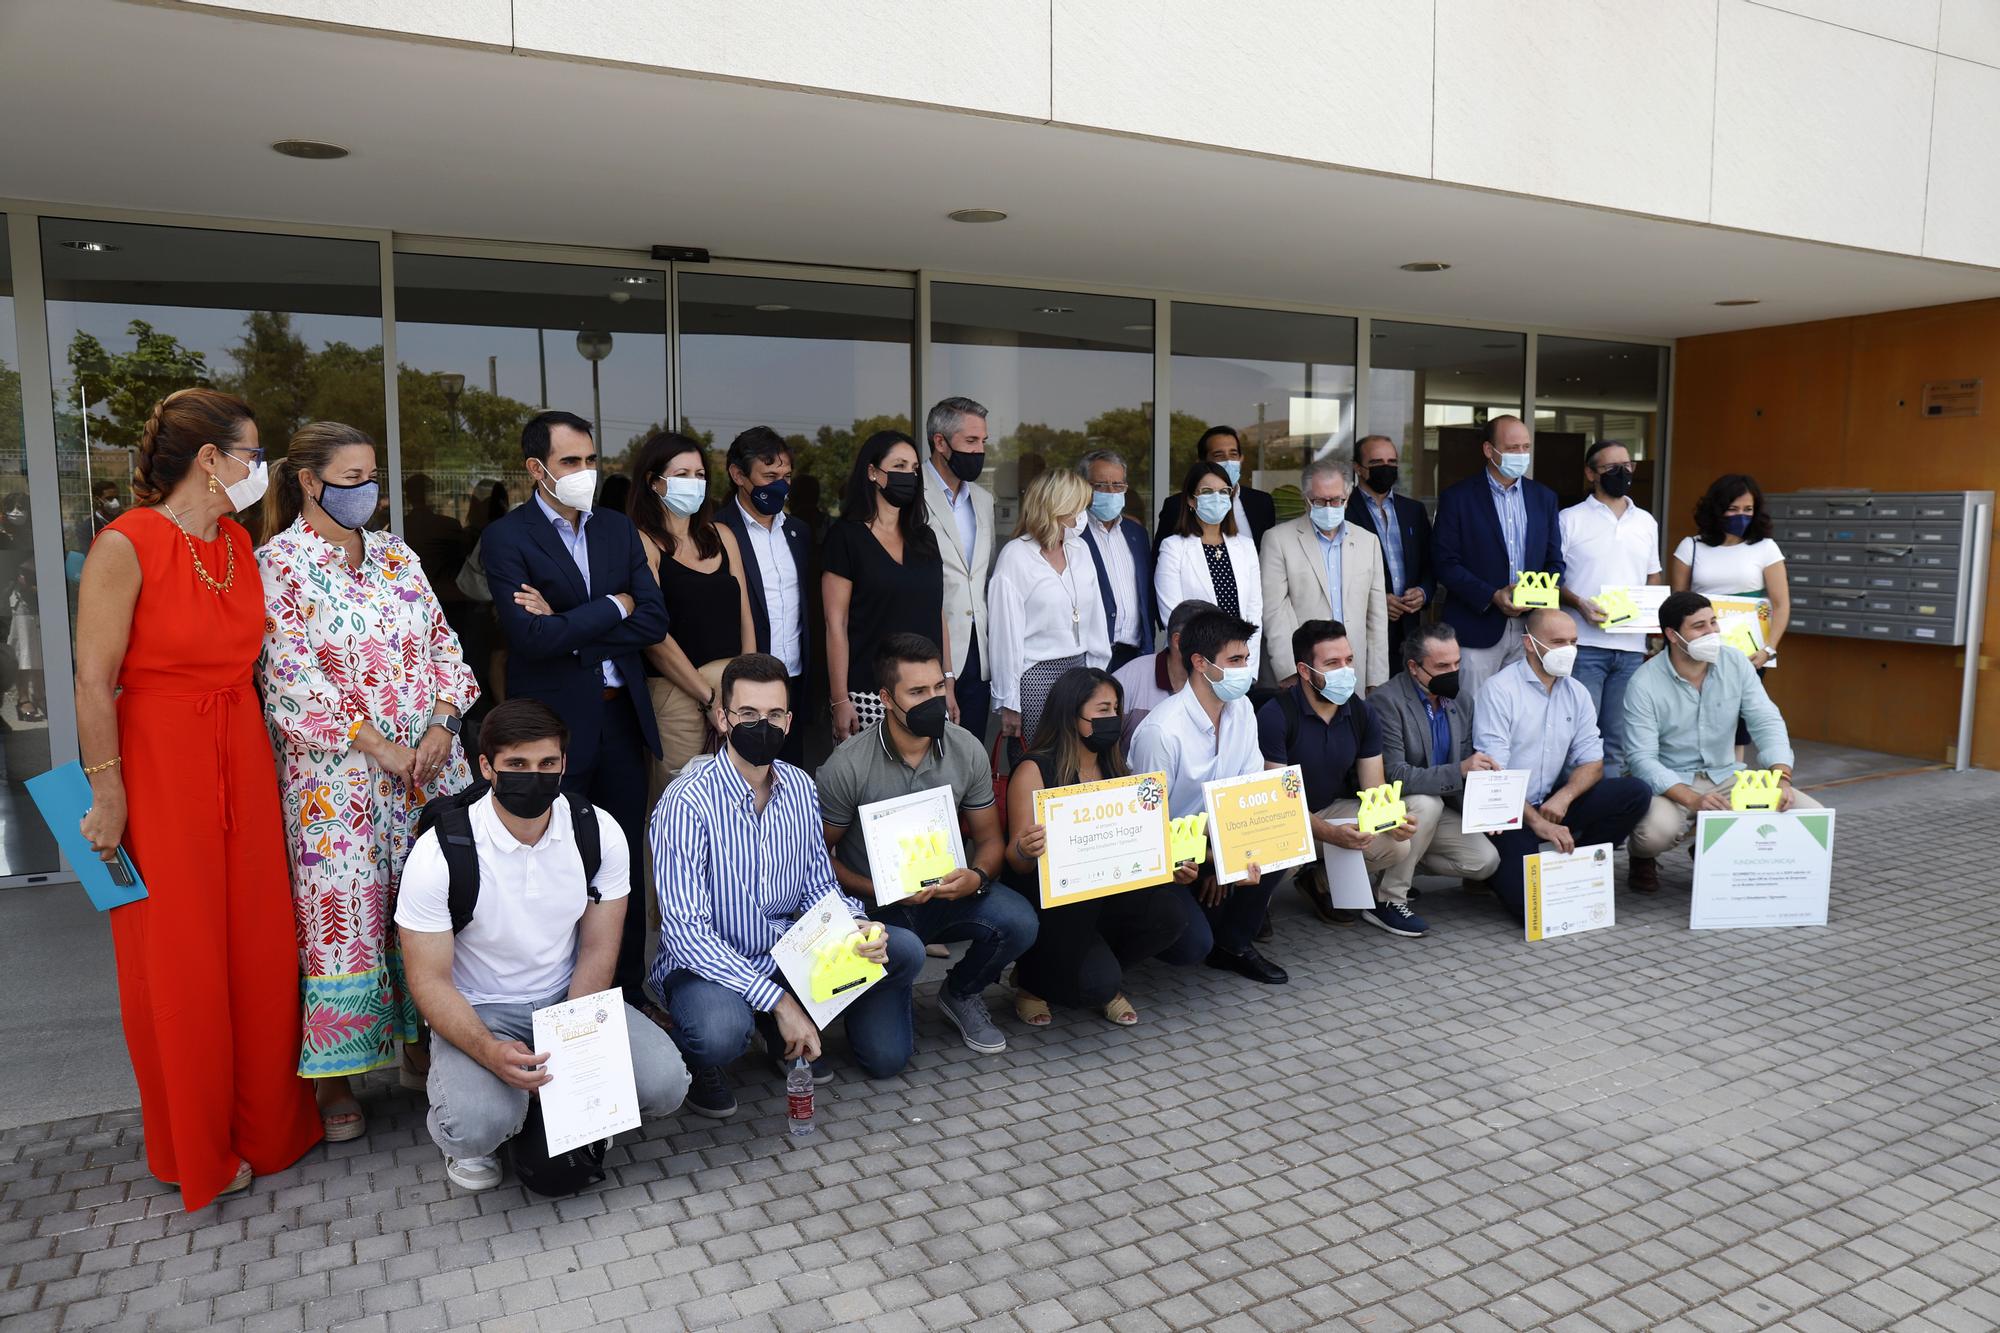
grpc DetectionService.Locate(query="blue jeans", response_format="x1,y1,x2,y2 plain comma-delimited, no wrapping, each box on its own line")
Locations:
660,924,924,1080
1571,646,1645,779
872,883,1038,999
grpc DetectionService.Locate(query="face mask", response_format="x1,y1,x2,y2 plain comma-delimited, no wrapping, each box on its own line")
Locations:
1202,662,1256,703
1312,665,1358,706
1089,491,1125,523
1419,668,1461,700
1365,463,1399,494
945,449,985,484
492,769,562,820
660,476,707,517
1067,512,1090,539
313,477,379,531
1217,459,1242,486
1531,636,1577,679
897,695,950,740
1724,513,1754,537
221,454,269,512
729,719,788,768
748,478,789,517
1678,630,1726,664
877,471,920,509
1597,466,1634,499
539,465,597,512
1193,492,1232,526
4,510,23,523
102,497,121,513
1082,715,1123,755
1309,503,1345,533
1494,451,1531,481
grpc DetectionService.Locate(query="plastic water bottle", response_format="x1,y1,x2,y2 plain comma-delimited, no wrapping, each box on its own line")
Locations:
786,1057,815,1137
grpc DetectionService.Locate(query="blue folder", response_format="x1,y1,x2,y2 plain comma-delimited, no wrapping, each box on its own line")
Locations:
24,763,148,911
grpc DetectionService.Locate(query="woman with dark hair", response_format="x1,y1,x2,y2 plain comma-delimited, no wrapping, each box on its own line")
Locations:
74,387,322,1209
1670,473,1789,752
626,432,754,791
1002,666,1193,1028
1154,460,1263,668
822,430,952,740
256,422,478,1139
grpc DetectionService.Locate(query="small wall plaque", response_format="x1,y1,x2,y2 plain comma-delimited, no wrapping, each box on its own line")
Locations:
1921,379,1981,418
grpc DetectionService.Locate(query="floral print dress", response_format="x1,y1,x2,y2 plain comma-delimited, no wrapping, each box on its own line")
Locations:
257,519,478,1077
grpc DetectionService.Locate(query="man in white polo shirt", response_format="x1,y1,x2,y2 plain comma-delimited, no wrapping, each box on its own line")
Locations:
1558,439,1662,778
398,699,689,1192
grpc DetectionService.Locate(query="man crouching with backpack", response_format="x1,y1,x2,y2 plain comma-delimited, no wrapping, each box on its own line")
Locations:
397,698,690,1192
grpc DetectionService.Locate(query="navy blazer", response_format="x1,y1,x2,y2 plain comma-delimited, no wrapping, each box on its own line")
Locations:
1345,488,1435,605
715,498,816,694
1081,516,1155,655
482,498,669,769
1430,471,1565,650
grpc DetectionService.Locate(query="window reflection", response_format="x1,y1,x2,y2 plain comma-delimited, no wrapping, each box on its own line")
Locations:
1534,336,1667,511
1367,322,1525,500
3,218,59,875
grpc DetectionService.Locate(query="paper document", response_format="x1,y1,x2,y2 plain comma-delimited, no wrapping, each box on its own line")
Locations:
1035,772,1173,908
1202,765,1316,884
1320,820,1374,910
531,989,641,1156
1690,809,1835,929
772,892,884,1028
858,786,965,906
1460,769,1531,834
1524,842,1615,942
1600,584,1674,634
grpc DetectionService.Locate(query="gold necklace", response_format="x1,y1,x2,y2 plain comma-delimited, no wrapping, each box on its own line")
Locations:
164,502,235,595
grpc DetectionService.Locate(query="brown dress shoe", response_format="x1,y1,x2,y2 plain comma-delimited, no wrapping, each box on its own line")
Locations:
1628,856,1660,894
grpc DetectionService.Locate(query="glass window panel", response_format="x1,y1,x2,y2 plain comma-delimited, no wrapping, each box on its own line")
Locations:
930,284,1154,536
1366,321,1525,500
1535,335,1667,510
677,273,912,531
1172,303,1356,520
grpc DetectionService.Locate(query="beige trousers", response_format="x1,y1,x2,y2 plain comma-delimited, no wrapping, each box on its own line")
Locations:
1318,793,1443,905
1628,773,1823,859
1414,804,1502,882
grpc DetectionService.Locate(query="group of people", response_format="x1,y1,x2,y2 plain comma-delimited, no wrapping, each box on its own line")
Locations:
70,383,1813,1207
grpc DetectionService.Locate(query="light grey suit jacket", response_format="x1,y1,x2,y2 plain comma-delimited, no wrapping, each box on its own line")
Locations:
1374,670,1478,807
924,469,995,680
1259,516,1389,687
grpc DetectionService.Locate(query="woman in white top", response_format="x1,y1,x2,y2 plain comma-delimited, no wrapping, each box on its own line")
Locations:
992,469,1111,743
1155,460,1262,669
1668,472,1789,669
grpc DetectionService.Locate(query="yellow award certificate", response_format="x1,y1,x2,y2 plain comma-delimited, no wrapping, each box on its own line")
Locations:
1201,765,1316,884
1034,772,1173,908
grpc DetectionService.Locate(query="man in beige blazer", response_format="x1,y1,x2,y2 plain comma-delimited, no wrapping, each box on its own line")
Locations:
1261,457,1390,690
923,395,997,741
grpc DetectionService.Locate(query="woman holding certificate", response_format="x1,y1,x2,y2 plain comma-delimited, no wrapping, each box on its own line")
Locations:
1002,667,1192,1027
989,470,1111,746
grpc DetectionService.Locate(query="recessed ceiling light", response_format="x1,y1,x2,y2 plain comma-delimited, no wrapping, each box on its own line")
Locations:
1123,323,1152,332
1399,261,1452,273
620,275,655,286
948,208,1008,224
1714,298,1761,307
754,303,792,313
1033,305,1075,315
60,239,119,253
272,138,349,160
1371,332,1388,340
1482,342,1513,350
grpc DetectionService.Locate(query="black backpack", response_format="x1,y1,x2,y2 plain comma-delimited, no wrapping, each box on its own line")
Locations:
510,1095,608,1197
1274,688,1371,795
413,781,603,933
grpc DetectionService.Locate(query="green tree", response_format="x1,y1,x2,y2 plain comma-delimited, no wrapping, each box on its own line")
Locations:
67,322,213,447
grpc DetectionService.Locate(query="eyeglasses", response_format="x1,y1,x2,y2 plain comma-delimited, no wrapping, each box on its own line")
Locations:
725,707,793,726
222,445,267,465
1092,482,1129,494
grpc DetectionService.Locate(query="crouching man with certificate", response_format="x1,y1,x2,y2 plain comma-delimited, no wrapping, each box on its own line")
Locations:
396,700,691,1194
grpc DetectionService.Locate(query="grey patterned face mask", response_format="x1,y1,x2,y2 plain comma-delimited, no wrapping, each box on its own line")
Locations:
315,478,379,531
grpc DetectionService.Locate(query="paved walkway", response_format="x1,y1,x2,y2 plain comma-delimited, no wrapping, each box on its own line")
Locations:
5,774,2000,1333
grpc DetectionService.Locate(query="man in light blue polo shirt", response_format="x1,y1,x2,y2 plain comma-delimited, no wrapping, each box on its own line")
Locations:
1471,608,1651,920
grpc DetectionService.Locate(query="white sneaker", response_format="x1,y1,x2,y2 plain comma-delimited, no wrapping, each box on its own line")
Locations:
445,1154,502,1191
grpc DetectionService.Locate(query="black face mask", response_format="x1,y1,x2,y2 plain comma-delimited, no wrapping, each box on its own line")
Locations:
1365,463,1399,494
1598,466,1634,499
730,719,788,768
897,696,950,740
1082,715,1124,755
492,769,562,819
748,478,789,517
878,471,921,509
1421,668,1461,701
945,448,985,484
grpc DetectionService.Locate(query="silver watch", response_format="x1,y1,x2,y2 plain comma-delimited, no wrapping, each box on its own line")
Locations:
430,712,461,736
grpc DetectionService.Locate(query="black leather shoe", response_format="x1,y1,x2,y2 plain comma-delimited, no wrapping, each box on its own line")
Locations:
1205,946,1289,985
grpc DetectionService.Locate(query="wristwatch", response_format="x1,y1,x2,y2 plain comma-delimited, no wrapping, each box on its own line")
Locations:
429,712,462,736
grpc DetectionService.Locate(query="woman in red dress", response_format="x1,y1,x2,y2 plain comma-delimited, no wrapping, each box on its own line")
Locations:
74,388,322,1210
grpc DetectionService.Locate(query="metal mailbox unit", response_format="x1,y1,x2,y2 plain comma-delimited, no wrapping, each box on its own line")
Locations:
1769,490,1994,770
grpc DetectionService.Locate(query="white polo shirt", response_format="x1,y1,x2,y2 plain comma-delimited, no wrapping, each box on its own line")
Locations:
1127,685,1264,820
396,793,630,1006
1559,494,1662,653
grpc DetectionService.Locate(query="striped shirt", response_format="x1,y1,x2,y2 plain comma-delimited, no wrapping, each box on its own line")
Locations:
1487,471,1528,579
649,754,868,1011
1363,490,1406,594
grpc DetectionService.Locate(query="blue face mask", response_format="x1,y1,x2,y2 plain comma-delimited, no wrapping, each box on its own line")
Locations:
1204,662,1256,702
1089,490,1125,523
314,477,379,531
1218,459,1242,485
1313,665,1358,706
1724,513,1753,537
1495,451,1531,481
748,477,789,517
660,477,707,517
1193,492,1232,526
1309,503,1345,533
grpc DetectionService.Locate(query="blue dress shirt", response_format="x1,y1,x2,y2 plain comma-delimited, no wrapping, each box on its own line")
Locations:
1471,659,1603,806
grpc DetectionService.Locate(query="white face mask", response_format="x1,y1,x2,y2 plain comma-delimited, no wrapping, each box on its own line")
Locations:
1530,635,1577,679
220,453,269,512
540,464,598,512
1067,512,1089,538
1678,630,1726,664
1309,502,1345,533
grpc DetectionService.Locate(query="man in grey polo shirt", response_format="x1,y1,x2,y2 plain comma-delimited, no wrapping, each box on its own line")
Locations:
818,633,1031,1055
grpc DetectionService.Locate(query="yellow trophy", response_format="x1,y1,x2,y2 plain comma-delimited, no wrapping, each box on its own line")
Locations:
809,922,886,1003
1170,812,1209,866
1356,781,1408,836
1513,570,1561,610
897,830,958,899
1730,769,1783,811
1593,586,1639,629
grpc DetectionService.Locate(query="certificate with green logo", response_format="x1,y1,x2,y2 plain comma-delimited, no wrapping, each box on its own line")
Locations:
1691,810,1836,929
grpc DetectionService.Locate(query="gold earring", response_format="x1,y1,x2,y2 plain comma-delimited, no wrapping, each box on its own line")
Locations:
209,475,220,494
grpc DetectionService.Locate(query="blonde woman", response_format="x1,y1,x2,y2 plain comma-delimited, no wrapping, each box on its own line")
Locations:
990,468,1111,745
256,422,478,1142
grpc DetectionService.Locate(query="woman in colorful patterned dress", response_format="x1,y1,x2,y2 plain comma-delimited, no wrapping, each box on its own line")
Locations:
256,423,478,1143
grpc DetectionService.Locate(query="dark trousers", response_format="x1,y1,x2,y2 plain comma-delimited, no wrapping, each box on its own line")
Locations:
1158,873,1280,962
1108,642,1144,672
956,630,992,745
1486,777,1651,921
872,884,1039,999
1016,883,1189,1009
562,688,653,1007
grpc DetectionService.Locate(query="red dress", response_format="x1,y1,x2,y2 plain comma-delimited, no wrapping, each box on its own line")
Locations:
107,508,321,1208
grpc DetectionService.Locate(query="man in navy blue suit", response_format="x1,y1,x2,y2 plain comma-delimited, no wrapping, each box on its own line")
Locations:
1078,448,1155,671
715,426,816,767
1346,433,1435,680
481,410,668,1004
1430,415,1566,703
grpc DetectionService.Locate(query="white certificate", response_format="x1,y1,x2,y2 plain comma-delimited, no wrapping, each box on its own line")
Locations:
1601,584,1674,634
1035,772,1173,908
1460,769,1532,834
1691,809,1835,929
1524,842,1615,941
530,989,641,1156
858,785,965,906
771,891,882,1028
1320,820,1374,910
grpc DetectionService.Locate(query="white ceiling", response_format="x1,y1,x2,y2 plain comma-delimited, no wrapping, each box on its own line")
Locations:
4,0,1999,340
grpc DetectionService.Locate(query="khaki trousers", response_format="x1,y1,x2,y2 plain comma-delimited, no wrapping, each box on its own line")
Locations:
1415,804,1501,882
1318,793,1443,905
1628,774,1823,859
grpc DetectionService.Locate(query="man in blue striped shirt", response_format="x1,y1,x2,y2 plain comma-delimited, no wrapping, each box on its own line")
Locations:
649,654,923,1119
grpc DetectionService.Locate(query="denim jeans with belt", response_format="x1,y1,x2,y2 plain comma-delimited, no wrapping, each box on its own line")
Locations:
1571,645,1645,779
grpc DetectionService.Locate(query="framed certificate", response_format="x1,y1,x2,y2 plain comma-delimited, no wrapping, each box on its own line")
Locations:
1034,771,1173,908
1460,769,1531,834
1201,765,1316,885
772,892,884,1027
1524,842,1616,941
858,785,965,906
1690,809,1834,929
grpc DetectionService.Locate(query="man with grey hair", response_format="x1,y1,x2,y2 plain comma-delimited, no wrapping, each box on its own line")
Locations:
1115,598,1215,732
924,396,996,741
1259,457,1389,687
1077,448,1154,670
